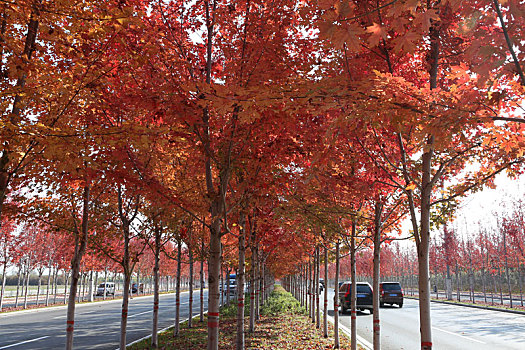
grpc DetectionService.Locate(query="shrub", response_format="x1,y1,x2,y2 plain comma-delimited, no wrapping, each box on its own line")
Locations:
260,285,306,316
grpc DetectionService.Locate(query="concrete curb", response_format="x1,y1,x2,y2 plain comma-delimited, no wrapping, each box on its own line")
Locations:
406,296,525,315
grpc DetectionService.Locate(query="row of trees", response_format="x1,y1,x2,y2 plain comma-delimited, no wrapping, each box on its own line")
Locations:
283,193,524,349
0,219,202,311
0,1,523,350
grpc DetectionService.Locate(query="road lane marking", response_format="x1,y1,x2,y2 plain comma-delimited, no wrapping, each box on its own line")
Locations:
128,310,151,318
0,336,50,349
324,312,373,350
433,326,486,344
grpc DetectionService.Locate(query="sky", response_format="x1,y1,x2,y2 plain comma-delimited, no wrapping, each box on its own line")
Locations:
451,172,525,238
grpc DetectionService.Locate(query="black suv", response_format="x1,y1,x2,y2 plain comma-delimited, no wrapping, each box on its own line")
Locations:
338,282,373,314
379,282,403,308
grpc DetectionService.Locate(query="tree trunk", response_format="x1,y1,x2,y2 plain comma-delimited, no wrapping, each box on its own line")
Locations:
220,266,224,307
200,236,205,322
36,271,43,305
518,260,523,307
305,260,310,316
0,258,6,311
372,202,382,350
481,266,487,304
503,230,512,308
15,265,21,308
23,266,29,309
301,265,305,307
119,271,131,350
455,263,460,301
260,263,265,306
226,267,231,305
103,268,108,300
236,213,246,350
255,247,260,321
316,247,320,330
323,246,328,338
88,271,94,302
309,257,313,319
334,241,340,349
64,270,69,304
45,263,52,306
151,227,161,349
446,264,452,301
80,272,85,302
417,135,434,350
136,269,140,296
491,270,496,305
53,267,58,304
188,240,194,328
498,267,504,305
207,218,222,350
249,250,256,333
65,185,90,350
351,221,357,350
174,239,182,336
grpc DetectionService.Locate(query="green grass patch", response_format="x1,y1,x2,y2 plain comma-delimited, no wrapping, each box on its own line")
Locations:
128,285,357,349
260,285,306,316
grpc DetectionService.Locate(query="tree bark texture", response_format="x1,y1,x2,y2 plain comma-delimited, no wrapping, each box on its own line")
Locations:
236,214,246,350
65,185,90,350
351,221,357,350
151,227,161,349
174,239,182,336
372,202,382,350
323,247,328,338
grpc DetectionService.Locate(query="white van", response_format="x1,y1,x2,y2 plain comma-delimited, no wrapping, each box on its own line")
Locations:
96,282,115,296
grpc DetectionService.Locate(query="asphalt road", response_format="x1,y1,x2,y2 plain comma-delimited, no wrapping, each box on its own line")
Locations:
1,292,124,309
323,288,525,350
0,289,208,350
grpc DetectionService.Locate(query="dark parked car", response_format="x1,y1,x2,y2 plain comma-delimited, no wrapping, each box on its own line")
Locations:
379,282,403,308
338,282,373,314
131,283,144,294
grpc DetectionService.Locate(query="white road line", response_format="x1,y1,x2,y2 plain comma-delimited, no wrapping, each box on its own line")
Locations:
128,310,151,318
0,336,50,349
433,326,486,344
325,313,373,350
337,319,373,350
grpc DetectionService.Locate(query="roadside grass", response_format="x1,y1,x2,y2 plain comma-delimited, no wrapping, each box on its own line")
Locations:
407,294,525,313
429,297,525,312
2,285,67,292
128,285,357,349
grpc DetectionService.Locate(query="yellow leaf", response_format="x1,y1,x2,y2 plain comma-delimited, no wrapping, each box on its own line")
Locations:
405,183,417,191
